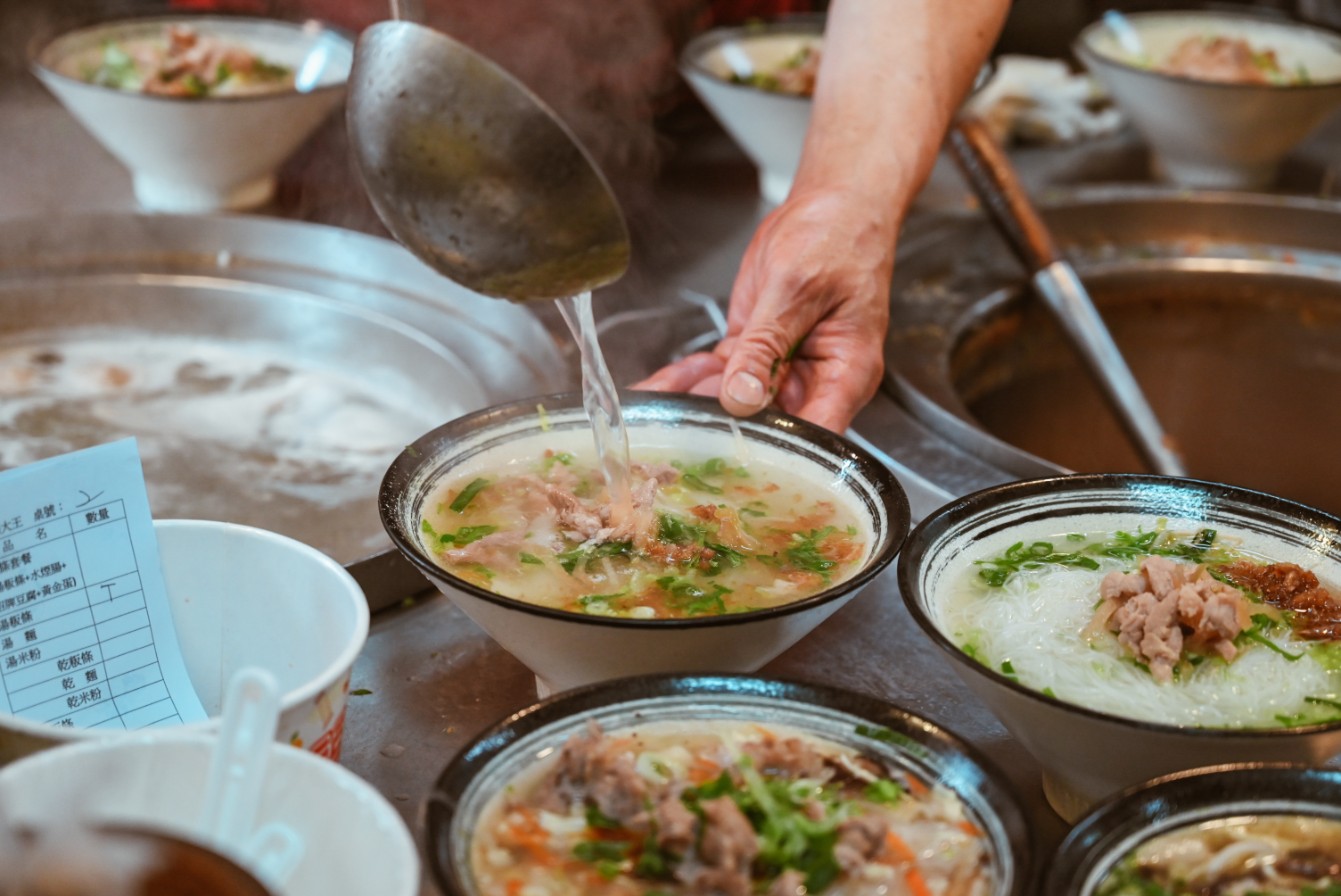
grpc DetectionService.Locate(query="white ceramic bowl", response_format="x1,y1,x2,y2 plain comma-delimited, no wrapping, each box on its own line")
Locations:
425,674,1032,896
680,17,822,204
0,731,419,896
1046,764,1341,895
1074,10,1341,189
898,473,1341,823
32,15,353,212
380,391,909,695
0,519,370,766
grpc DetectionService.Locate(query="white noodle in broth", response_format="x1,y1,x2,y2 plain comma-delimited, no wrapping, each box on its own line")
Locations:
934,519,1341,729
1096,814,1341,895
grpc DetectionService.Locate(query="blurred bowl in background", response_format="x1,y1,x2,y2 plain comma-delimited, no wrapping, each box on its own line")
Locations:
1045,764,1341,895
379,391,909,695
1074,9,1341,189
0,519,369,766
426,674,1032,896
680,17,822,205
898,473,1341,822
680,16,992,206
31,15,352,212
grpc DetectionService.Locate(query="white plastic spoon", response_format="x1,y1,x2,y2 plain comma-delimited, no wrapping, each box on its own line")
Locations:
1103,9,1148,60
198,667,304,891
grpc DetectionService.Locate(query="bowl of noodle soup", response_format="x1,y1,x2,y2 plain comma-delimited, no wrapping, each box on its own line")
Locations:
1073,9,1341,188
31,14,353,211
897,473,1341,822
1046,764,1341,895
680,16,823,204
380,391,908,695
425,674,1032,896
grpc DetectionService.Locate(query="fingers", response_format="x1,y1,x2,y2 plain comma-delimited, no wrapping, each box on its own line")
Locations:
791,383,872,434
631,351,726,393
719,311,821,419
787,344,886,434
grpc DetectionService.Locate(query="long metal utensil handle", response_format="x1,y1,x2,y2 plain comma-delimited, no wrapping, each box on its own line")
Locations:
946,116,1188,477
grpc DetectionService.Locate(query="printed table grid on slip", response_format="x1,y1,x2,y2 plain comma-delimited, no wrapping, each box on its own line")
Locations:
0,499,186,729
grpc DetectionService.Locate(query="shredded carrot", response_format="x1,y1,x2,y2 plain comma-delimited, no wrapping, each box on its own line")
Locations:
958,818,983,838
884,831,932,896
904,867,934,896
500,808,558,866
504,879,524,896
904,774,929,799
688,754,723,784
883,830,918,864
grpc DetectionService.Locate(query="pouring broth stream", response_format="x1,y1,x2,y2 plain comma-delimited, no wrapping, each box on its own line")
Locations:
555,291,632,524
415,293,873,619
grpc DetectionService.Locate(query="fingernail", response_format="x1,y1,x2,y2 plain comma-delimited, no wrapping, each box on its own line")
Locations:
726,371,766,408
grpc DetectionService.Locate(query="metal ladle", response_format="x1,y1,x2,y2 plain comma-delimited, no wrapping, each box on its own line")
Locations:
947,116,1187,476
346,20,631,302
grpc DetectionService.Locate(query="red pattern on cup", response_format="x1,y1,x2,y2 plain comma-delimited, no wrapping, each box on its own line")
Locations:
308,705,347,761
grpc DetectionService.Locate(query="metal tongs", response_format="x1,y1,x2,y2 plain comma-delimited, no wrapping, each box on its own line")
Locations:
947,116,1187,477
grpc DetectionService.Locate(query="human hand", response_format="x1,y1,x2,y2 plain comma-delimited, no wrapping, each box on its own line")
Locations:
635,184,898,433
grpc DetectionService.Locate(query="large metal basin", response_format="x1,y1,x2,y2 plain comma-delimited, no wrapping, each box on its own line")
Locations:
0,213,569,604
887,187,1341,515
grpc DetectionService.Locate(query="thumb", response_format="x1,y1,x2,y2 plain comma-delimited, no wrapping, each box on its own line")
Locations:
718,314,814,418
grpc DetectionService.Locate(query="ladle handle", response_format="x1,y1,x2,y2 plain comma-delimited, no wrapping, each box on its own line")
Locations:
946,116,1061,271
946,115,1189,478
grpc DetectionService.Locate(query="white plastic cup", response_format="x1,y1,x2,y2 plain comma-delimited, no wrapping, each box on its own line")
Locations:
0,520,370,765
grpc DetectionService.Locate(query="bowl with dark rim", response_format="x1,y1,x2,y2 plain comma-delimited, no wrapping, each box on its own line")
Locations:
426,673,1032,896
380,390,909,695
897,473,1341,822
1046,763,1341,895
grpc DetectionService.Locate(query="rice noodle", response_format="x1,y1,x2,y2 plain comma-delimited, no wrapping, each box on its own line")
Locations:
935,534,1340,728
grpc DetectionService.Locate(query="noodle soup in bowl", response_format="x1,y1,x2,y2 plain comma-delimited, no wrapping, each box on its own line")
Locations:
425,674,1033,896
897,474,1341,822
379,391,909,695
1046,764,1341,895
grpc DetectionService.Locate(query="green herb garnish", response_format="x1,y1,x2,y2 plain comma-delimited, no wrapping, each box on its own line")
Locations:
786,527,839,577
558,540,633,574
656,576,730,616
449,477,490,513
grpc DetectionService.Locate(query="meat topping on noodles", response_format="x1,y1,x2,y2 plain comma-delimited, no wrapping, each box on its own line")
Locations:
1157,35,1306,85
1091,556,1252,682
470,720,995,896
730,45,822,96
76,24,295,97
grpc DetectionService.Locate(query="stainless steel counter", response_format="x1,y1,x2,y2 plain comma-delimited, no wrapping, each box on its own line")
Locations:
7,37,1341,894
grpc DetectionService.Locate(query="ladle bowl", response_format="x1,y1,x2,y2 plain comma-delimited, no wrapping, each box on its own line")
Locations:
346,20,630,302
